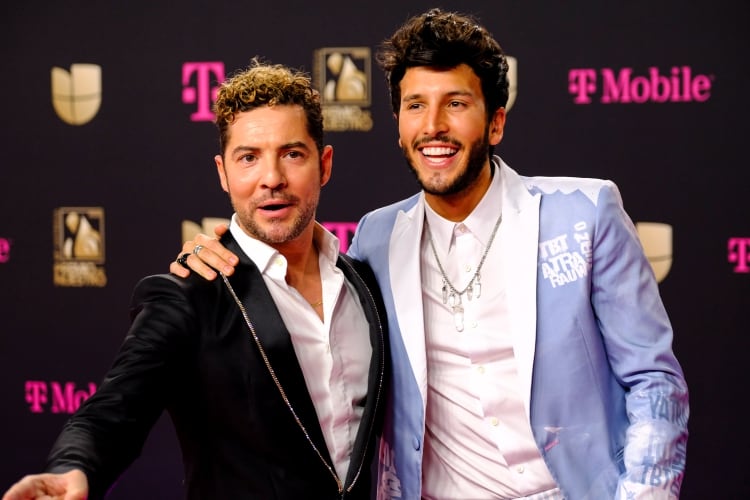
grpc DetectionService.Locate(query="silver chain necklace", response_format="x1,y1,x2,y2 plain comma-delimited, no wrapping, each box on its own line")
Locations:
426,212,503,332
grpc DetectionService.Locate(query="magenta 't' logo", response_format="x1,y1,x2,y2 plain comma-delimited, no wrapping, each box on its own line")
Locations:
0,237,10,263
569,66,712,104
322,222,358,254
25,381,97,414
182,62,226,121
728,237,750,273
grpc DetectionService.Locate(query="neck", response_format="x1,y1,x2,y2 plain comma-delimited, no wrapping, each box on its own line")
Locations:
274,225,320,289
424,161,494,222
279,225,324,322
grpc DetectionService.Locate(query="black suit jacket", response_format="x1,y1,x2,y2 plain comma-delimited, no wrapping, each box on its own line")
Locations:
46,233,388,499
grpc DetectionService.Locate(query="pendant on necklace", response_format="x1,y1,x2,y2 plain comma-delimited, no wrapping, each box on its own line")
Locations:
427,211,502,333
447,292,464,332
453,304,465,332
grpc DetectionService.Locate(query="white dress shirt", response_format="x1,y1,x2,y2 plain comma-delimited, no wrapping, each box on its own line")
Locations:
230,217,372,480
420,170,560,499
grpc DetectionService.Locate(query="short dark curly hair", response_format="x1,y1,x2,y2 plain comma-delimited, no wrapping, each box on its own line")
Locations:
376,8,509,120
214,58,324,155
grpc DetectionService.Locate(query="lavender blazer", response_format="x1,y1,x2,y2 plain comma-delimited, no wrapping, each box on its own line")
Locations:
348,157,688,499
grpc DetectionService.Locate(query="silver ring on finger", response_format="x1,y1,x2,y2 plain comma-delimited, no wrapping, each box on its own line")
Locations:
193,244,204,256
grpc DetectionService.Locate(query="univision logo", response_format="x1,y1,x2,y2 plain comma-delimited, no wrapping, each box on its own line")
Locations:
51,63,102,125
635,222,672,283
568,66,713,104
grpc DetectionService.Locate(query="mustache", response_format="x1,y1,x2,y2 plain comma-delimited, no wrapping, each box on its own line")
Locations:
413,135,462,148
253,191,299,205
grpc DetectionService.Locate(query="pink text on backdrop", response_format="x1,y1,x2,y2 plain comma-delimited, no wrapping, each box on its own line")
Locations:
25,381,97,414
568,66,712,104
322,222,358,254
0,237,10,263
182,62,226,122
728,237,750,273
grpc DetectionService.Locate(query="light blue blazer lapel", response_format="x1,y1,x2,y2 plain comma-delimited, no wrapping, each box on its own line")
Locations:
498,161,541,418
389,197,429,409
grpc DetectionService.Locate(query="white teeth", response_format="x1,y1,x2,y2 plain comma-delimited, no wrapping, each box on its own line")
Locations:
422,146,455,156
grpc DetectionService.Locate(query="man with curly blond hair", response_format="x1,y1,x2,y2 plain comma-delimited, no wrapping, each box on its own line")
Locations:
3,60,388,500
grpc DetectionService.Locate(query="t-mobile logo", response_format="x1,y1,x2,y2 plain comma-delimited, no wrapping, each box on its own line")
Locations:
25,380,97,414
728,237,750,273
0,237,11,263
182,62,226,121
569,66,712,104
322,222,358,253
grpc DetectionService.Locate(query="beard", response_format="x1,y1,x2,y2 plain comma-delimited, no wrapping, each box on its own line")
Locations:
233,190,318,245
402,129,491,196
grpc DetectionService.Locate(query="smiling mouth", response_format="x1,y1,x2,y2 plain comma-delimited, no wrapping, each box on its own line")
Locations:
419,145,458,158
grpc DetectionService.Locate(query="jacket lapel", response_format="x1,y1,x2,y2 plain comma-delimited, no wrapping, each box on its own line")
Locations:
336,254,387,488
389,199,429,409
498,161,541,418
220,235,333,466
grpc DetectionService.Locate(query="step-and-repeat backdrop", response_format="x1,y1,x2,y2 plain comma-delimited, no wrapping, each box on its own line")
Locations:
1,0,747,498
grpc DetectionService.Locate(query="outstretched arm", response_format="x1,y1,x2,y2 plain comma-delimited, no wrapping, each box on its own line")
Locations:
3,469,88,500
169,223,239,280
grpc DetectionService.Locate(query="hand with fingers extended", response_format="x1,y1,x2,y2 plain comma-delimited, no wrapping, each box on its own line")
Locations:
170,223,239,280
2,469,88,500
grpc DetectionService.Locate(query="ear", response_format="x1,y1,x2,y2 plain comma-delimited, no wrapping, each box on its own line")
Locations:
488,107,506,146
394,112,403,149
215,155,229,193
320,145,333,187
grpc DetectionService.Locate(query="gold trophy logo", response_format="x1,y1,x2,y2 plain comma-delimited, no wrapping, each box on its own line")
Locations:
53,207,107,287
314,47,373,132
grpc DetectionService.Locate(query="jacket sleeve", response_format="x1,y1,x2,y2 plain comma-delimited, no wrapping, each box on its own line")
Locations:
45,274,197,499
591,183,689,499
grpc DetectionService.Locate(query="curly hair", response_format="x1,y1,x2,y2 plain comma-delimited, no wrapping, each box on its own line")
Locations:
376,8,509,119
214,59,324,155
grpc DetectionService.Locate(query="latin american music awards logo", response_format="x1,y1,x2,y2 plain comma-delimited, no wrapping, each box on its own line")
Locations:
53,207,107,287
314,47,374,132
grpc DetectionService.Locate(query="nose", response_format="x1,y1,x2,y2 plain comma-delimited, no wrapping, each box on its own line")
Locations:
260,159,287,190
423,107,448,137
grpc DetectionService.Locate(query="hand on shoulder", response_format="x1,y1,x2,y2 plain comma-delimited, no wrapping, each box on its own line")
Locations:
169,224,239,280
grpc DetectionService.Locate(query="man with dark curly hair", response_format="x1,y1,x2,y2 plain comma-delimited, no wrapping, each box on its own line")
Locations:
2,61,387,500
173,8,689,500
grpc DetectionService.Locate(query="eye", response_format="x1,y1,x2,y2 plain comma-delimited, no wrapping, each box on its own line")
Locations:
402,100,423,111
448,100,466,108
284,150,307,161
239,153,257,163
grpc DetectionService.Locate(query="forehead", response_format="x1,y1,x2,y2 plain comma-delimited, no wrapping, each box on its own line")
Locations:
399,64,483,98
226,104,311,147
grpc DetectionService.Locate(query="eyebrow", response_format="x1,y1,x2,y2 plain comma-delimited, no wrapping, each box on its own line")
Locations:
280,141,311,151
402,90,475,102
229,141,311,157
